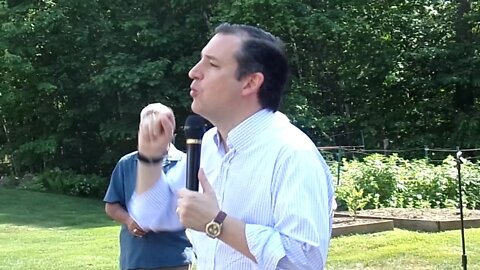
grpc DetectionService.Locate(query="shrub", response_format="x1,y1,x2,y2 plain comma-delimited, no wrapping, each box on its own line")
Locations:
4,169,108,199
336,183,371,220
334,154,480,211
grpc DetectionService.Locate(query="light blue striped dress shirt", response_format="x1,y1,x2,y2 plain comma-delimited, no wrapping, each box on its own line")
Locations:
130,109,335,270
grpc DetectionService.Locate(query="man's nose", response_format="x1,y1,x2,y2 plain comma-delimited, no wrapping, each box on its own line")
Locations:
188,62,202,80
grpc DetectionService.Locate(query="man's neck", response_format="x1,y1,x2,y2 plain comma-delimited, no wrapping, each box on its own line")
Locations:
218,133,229,153
215,107,262,147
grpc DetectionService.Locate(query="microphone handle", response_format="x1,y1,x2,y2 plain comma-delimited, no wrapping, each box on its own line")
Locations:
186,142,201,191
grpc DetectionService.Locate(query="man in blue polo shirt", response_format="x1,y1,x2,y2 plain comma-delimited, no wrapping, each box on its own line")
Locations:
104,104,193,270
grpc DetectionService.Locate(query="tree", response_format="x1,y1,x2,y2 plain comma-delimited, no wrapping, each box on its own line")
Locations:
1,0,478,178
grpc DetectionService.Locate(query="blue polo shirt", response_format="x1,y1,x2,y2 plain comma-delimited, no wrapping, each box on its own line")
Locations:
104,149,193,270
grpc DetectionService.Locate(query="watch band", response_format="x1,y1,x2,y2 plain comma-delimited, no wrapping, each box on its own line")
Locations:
214,211,227,224
137,152,165,164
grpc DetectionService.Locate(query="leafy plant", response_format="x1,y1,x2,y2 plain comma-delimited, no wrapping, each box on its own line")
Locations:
336,154,480,210
9,169,108,199
336,183,371,220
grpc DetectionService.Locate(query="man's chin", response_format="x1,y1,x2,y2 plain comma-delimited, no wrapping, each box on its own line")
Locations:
191,102,201,115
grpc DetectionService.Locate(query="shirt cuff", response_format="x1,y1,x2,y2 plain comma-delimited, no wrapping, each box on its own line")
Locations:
245,224,285,270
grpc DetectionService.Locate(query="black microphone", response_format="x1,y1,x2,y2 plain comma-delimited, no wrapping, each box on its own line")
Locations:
184,114,205,191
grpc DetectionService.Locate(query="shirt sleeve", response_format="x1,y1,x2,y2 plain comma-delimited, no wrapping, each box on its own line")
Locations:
245,148,333,270
128,157,187,231
103,157,126,205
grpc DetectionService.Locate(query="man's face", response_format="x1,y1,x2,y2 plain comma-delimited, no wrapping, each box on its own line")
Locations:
188,34,246,122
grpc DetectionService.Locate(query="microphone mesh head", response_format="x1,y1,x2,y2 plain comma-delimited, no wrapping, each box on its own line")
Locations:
184,114,205,139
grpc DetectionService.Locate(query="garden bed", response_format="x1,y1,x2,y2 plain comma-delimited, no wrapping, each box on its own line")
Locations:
335,208,480,232
332,216,394,237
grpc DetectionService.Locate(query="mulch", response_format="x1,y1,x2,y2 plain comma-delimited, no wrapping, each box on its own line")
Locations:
336,207,480,222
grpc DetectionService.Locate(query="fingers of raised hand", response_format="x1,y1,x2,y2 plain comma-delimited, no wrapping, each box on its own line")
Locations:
139,112,174,139
140,103,172,120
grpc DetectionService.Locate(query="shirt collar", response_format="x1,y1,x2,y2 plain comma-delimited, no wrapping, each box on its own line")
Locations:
212,109,275,153
165,143,183,162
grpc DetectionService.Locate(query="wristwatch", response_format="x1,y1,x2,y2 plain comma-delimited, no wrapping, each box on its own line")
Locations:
205,211,227,238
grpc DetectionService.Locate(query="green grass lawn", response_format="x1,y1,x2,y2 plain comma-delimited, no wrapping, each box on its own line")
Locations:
1,188,479,269
0,188,118,270
329,229,480,269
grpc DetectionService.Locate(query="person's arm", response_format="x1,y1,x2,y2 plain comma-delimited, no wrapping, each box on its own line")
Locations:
129,103,184,231
129,157,186,231
103,156,147,237
178,170,257,261
105,203,146,237
105,202,130,224
136,103,174,194
178,148,333,269
218,216,256,261
136,161,165,194
243,149,333,269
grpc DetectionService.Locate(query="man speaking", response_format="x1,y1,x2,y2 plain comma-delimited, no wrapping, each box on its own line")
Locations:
129,23,335,269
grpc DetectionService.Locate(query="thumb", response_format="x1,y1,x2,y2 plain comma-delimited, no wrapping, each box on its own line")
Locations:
198,168,214,194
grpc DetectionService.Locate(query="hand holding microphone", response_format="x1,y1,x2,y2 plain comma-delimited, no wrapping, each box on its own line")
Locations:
176,168,220,232
177,115,221,231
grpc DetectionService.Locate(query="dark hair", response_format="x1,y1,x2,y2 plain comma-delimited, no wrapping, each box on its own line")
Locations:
214,23,289,112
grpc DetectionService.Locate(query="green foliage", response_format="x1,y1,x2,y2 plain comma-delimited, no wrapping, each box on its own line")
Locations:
335,154,480,211
5,169,109,199
336,184,371,220
0,175,19,187
42,169,108,198
0,0,478,184
0,0,210,176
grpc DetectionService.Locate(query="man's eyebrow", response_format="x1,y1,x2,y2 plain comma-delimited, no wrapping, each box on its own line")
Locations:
201,52,220,62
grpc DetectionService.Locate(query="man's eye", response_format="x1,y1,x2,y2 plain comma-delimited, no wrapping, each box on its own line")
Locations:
209,62,219,68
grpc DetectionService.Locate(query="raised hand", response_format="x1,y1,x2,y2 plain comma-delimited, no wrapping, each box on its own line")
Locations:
138,103,175,158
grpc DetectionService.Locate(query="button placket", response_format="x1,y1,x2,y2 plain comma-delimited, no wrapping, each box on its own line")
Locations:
218,148,236,207
212,148,235,269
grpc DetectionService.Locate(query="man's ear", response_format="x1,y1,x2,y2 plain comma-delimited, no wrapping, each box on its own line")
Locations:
241,72,264,96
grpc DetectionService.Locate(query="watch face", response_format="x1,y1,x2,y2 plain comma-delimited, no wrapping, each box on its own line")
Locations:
206,222,221,238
